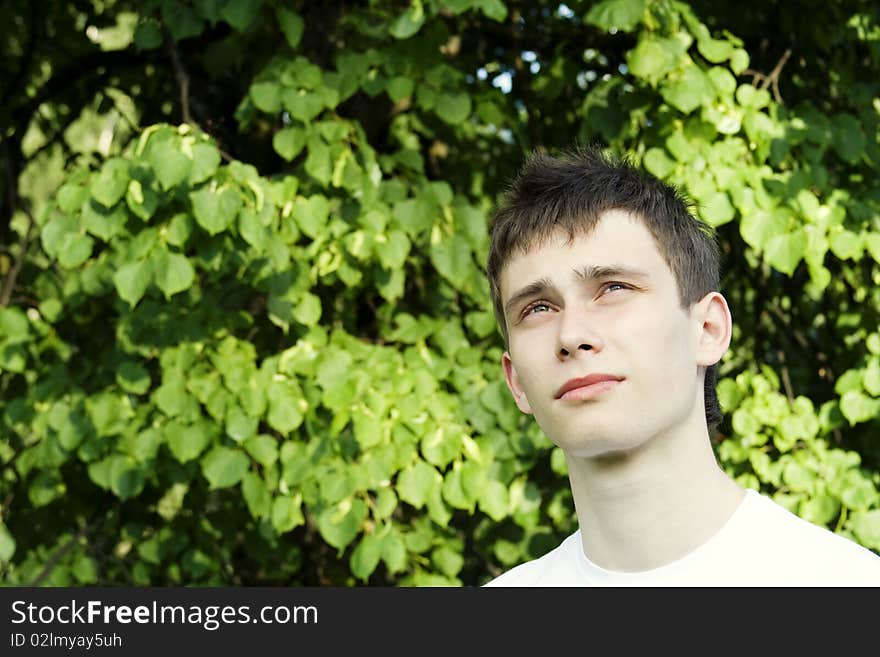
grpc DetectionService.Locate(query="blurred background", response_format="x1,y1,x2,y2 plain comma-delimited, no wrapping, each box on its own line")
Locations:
1,0,879,585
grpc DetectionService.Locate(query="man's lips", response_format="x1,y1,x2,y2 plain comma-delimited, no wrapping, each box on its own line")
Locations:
555,374,624,400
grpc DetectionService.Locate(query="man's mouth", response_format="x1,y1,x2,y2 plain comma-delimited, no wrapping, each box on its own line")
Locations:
555,374,624,401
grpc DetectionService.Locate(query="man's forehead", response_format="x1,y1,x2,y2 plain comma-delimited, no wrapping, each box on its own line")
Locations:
499,212,666,295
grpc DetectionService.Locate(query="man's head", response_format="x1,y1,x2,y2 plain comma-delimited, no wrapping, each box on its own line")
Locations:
487,147,726,436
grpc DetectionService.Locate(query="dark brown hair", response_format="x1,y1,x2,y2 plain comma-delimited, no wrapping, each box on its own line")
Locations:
486,146,723,430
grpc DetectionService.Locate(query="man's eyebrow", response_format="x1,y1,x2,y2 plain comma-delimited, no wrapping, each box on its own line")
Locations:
504,277,554,318
573,264,649,281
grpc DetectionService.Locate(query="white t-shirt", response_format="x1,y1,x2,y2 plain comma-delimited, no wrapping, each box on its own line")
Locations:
485,490,880,586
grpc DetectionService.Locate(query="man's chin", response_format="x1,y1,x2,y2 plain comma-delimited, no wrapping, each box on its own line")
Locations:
549,431,648,461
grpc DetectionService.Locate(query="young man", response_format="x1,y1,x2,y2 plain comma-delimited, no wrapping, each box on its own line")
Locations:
483,147,880,586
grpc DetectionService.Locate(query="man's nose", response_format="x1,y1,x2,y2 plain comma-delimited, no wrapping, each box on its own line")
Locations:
556,304,604,360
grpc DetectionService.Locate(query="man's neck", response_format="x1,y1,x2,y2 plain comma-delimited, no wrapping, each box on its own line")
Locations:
564,415,745,573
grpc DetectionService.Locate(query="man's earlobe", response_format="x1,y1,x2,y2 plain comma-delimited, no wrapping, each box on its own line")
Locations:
695,292,732,367
502,352,533,414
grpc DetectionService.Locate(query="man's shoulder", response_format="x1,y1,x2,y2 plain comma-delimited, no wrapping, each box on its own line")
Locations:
483,531,584,587
731,490,880,584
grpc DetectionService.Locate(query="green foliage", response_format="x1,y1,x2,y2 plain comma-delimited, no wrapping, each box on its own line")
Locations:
2,0,879,587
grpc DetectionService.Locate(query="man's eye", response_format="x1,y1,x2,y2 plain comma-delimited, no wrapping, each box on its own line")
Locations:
524,302,551,316
601,282,629,294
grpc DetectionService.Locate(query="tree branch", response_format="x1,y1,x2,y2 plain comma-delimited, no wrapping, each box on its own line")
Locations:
162,24,196,127
30,514,105,586
0,140,37,307
743,48,792,104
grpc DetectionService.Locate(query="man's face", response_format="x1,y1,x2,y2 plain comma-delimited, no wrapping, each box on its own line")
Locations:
499,210,713,458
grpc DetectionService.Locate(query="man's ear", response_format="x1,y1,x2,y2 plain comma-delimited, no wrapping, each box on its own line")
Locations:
693,291,732,367
502,351,533,414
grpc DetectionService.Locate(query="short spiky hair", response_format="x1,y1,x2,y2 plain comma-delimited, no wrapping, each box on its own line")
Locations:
486,146,723,430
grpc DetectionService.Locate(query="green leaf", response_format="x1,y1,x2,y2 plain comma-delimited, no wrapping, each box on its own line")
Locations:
735,84,771,110
126,179,159,220
0,521,15,562
698,38,734,64
152,249,196,298
840,390,880,425
166,213,194,246
221,0,263,32
116,361,151,394
149,139,193,190
478,479,509,521
386,76,414,103
864,233,880,264
381,528,407,573
828,229,862,261
243,434,277,466
421,425,462,468
293,292,322,326
156,482,189,522
82,200,127,241
271,493,305,533
165,420,212,462
627,36,683,85
238,208,269,250
56,182,89,213
799,495,840,526
87,392,131,436
293,194,330,238
643,147,675,178
430,233,471,287
397,460,439,508
29,472,65,507
585,0,646,31
250,82,282,113
393,198,435,236
89,454,144,500
91,158,130,207
277,8,304,47
782,461,814,491
283,89,324,122
134,21,163,49
241,471,271,519
740,208,787,251
376,230,411,269
190,143,221,184
352,406,384,449
848,510,880,550
201,445,250,489
730,49,749,74
58,233,95,269
266,379,305,434
376,267,405,302
478,0,507,21
661,65,714,114
317,498,367,550
374,487,397,519
864,360,880,397
162,1,203,40
273,127,307,161
389,1,425,39
0,307,29,342
350,533,382,581
700,191,736,227
113,259,152,307
226,405,258,442
831,113,866,163
764,229,806,276
190,187,242,235
305,137,331,184
108,455,145,499
435,92,472,125
432,544,464,577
